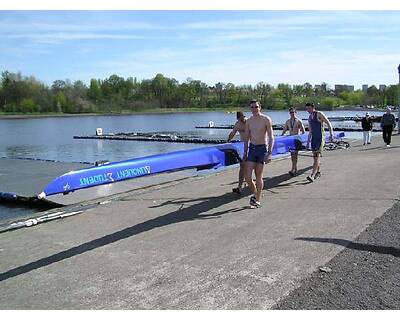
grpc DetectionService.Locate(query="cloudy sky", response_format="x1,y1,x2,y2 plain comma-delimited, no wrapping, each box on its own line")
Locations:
1,10,400,89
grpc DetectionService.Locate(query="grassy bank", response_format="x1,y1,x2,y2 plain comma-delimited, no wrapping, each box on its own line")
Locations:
0,107,242,119
0,106,391,120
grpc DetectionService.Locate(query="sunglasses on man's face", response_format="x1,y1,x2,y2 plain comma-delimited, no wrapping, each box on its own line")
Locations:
290,111,295,114
250,105,258,109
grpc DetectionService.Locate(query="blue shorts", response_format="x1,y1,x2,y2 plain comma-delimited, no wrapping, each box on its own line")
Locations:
311,135,325,153
247,143,267,164
290,138,303,154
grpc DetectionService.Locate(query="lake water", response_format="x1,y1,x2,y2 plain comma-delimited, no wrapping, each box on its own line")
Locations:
0,110,382,163
0,110,383,224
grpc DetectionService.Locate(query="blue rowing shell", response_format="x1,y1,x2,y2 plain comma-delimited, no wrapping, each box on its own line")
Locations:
41,132,345,198
41,142,244,197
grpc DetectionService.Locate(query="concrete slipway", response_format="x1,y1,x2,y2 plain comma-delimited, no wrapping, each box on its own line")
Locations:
0,135,399,309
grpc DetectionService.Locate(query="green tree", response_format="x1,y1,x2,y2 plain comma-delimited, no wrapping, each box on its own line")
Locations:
151,73,174,107
364,86,380,106
187,79,209,107
1,69,398,114
255,82,272,106
277,83,293,108
214,82,225,104
19,98,37,113
51,80,67,93
88,79,101,101
321,96,343,109
303,82,313,97
339,91,365,106
55,92,68,113
385,85,400,106
270,89,286,110
225,83,238,106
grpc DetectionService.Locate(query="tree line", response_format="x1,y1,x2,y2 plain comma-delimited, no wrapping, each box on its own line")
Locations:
0,70,399,114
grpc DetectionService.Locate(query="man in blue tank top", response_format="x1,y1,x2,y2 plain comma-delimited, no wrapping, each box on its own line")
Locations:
305,103,334,182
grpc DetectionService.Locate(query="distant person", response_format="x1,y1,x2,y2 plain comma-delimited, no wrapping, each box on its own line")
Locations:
381,107,396,147
281,107,305,176
227,111,247,195
361,112,373,145
243,100,274,208
305,102,334,182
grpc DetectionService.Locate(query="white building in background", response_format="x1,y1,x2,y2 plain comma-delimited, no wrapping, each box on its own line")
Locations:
334,84,354,92
362,84,368,92
379,84,387,91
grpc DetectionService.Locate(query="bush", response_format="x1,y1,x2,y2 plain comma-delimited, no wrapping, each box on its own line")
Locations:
321,97,343,109
19,98,37,113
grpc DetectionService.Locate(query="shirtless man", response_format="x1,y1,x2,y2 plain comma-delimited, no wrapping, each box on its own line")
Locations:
305,102,334,182
227,111,247,195
244,100,274,208
281,107,305,176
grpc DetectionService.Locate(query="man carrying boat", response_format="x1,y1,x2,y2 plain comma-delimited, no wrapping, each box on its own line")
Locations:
305,102,334,182
243,100,274,208
227,111,247,195
281,107,305,176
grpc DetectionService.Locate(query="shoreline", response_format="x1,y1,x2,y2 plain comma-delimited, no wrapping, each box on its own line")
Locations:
0,109,232,120
0,107,390,120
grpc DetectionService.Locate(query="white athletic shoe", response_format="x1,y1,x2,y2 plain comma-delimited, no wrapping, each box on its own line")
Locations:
250,196,261,208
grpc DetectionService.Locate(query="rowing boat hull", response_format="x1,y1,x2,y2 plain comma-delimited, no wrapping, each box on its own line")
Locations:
42,132,344,198
42,143,244,198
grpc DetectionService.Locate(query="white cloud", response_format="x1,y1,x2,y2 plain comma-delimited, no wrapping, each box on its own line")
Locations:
5,32,163,44
0,20,168,34
184,13,353,30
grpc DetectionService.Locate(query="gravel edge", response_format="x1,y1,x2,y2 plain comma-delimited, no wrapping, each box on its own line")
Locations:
274,200,400,310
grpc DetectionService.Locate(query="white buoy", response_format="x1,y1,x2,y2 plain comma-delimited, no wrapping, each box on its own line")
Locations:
96,128,103,136
208,121,214,128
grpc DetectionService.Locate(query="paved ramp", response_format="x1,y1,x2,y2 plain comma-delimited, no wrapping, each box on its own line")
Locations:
0,135,399,309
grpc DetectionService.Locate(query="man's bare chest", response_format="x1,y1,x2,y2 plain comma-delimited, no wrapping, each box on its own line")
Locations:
250,120,267,133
